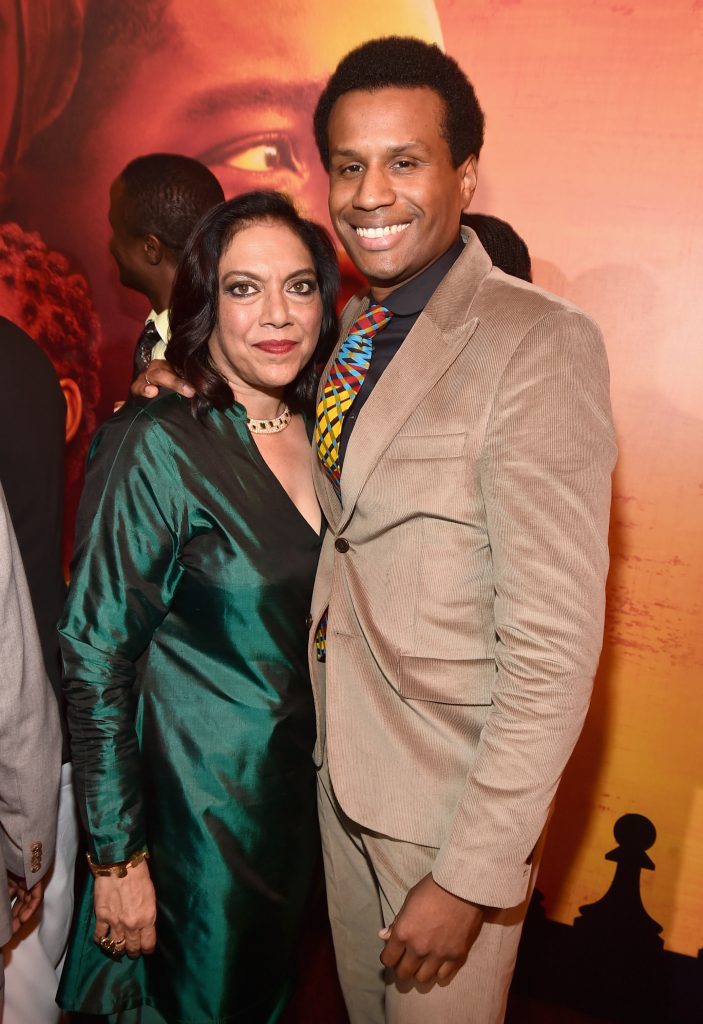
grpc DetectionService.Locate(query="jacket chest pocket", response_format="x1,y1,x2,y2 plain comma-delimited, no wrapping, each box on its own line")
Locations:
386,433,465,461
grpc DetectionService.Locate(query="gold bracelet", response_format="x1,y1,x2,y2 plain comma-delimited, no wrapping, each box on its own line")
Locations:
86,849,149,878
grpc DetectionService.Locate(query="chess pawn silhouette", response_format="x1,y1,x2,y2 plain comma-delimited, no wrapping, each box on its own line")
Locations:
572,813,665,1021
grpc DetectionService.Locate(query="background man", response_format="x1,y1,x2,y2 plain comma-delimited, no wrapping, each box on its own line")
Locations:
460,213,532,282
307,37,616,1022
0,481,62,1013
108,153,224,376
0,316,77,1024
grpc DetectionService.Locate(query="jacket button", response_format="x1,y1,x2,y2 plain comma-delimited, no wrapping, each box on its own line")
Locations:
335,537,350,553
305,613,313,630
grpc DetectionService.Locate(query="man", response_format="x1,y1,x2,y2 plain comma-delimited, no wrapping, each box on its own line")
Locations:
137,36,616,1024
0,317,66,710
0,480,62,1011
0,315,77,1024
108,153,224,375
308,37,615,1022
9,0,443,415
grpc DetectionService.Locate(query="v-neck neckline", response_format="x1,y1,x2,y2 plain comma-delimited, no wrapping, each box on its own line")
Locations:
227,406,323,540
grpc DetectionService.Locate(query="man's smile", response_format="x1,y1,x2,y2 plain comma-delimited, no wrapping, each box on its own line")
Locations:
350,222,412,251
354,223,411,238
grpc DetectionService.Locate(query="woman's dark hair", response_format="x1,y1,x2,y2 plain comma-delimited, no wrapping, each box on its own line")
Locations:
314,36,485,171
168,190,339,419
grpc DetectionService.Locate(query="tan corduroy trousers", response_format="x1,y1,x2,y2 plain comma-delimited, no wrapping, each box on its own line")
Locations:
317,759,543,1024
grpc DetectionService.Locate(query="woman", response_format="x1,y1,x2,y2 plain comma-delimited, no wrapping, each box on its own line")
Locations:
57,191,339,1023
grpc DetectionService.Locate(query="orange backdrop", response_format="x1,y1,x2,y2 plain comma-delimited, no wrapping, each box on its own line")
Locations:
438,0,703,955
1,0,701,959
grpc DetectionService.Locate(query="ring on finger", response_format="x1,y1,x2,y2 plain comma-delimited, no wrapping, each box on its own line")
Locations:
145,373,153,387
97,934,125,960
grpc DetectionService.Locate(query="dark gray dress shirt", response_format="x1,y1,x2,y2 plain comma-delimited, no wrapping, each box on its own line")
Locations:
338,237,464,466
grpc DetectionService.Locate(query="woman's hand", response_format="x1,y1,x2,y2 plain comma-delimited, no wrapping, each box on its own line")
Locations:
130,358,195,400
93,858,157,958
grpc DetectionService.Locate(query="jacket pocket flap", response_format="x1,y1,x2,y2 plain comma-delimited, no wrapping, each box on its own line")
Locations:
397,656,494,705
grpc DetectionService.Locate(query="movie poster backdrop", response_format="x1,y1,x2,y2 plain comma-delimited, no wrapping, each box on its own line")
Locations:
1,1,701,1015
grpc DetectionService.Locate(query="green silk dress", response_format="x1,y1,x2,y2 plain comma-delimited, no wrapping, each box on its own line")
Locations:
57,393,321,1024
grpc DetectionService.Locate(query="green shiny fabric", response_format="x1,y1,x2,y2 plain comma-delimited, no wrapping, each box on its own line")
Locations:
57,394,321,1023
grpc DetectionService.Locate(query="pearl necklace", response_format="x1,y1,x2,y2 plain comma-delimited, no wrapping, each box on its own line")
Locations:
246,405,291,434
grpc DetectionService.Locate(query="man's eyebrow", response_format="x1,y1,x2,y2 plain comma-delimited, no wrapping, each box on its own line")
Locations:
331,142,429,160
387,142,430,155
182,80,323,120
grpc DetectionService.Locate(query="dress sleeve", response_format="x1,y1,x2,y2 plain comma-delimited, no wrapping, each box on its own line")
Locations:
60,407,187,863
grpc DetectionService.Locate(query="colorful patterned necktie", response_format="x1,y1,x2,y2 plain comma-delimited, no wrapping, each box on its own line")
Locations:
314,303,393,497
313,303,393,661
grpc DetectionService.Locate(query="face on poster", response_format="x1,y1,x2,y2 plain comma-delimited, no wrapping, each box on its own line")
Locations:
4,0,444,417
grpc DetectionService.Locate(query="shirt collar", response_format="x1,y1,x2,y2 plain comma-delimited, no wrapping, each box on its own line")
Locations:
371,236,465,317
146,308,171,343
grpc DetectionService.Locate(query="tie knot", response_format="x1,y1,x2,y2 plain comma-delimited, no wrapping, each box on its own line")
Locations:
367,303,391,320
350,304,393,339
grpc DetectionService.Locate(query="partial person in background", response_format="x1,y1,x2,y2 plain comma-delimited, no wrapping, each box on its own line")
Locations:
0,318,65,726
0,222,101,575
0,317,80,1024
108,153,224,379
0,480,62,1014
461,212,532,282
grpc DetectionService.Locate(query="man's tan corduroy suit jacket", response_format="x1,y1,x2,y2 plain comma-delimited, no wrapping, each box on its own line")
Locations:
308,231,616,910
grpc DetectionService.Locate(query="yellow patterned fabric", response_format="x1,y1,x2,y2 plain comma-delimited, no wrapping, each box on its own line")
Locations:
314,304,393,661
314,304,393,497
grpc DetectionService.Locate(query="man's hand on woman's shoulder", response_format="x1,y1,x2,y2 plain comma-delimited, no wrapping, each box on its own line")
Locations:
130,358,195,400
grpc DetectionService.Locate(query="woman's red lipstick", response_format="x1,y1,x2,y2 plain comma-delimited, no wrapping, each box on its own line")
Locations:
253,340,297,354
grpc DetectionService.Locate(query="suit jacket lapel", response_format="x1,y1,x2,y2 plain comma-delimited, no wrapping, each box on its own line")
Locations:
338,312,478,527
340,235,490,529
313,448,342,532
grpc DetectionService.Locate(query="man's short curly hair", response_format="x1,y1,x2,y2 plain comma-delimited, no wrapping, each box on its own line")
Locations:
314,36,485,171
120,154,225,257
